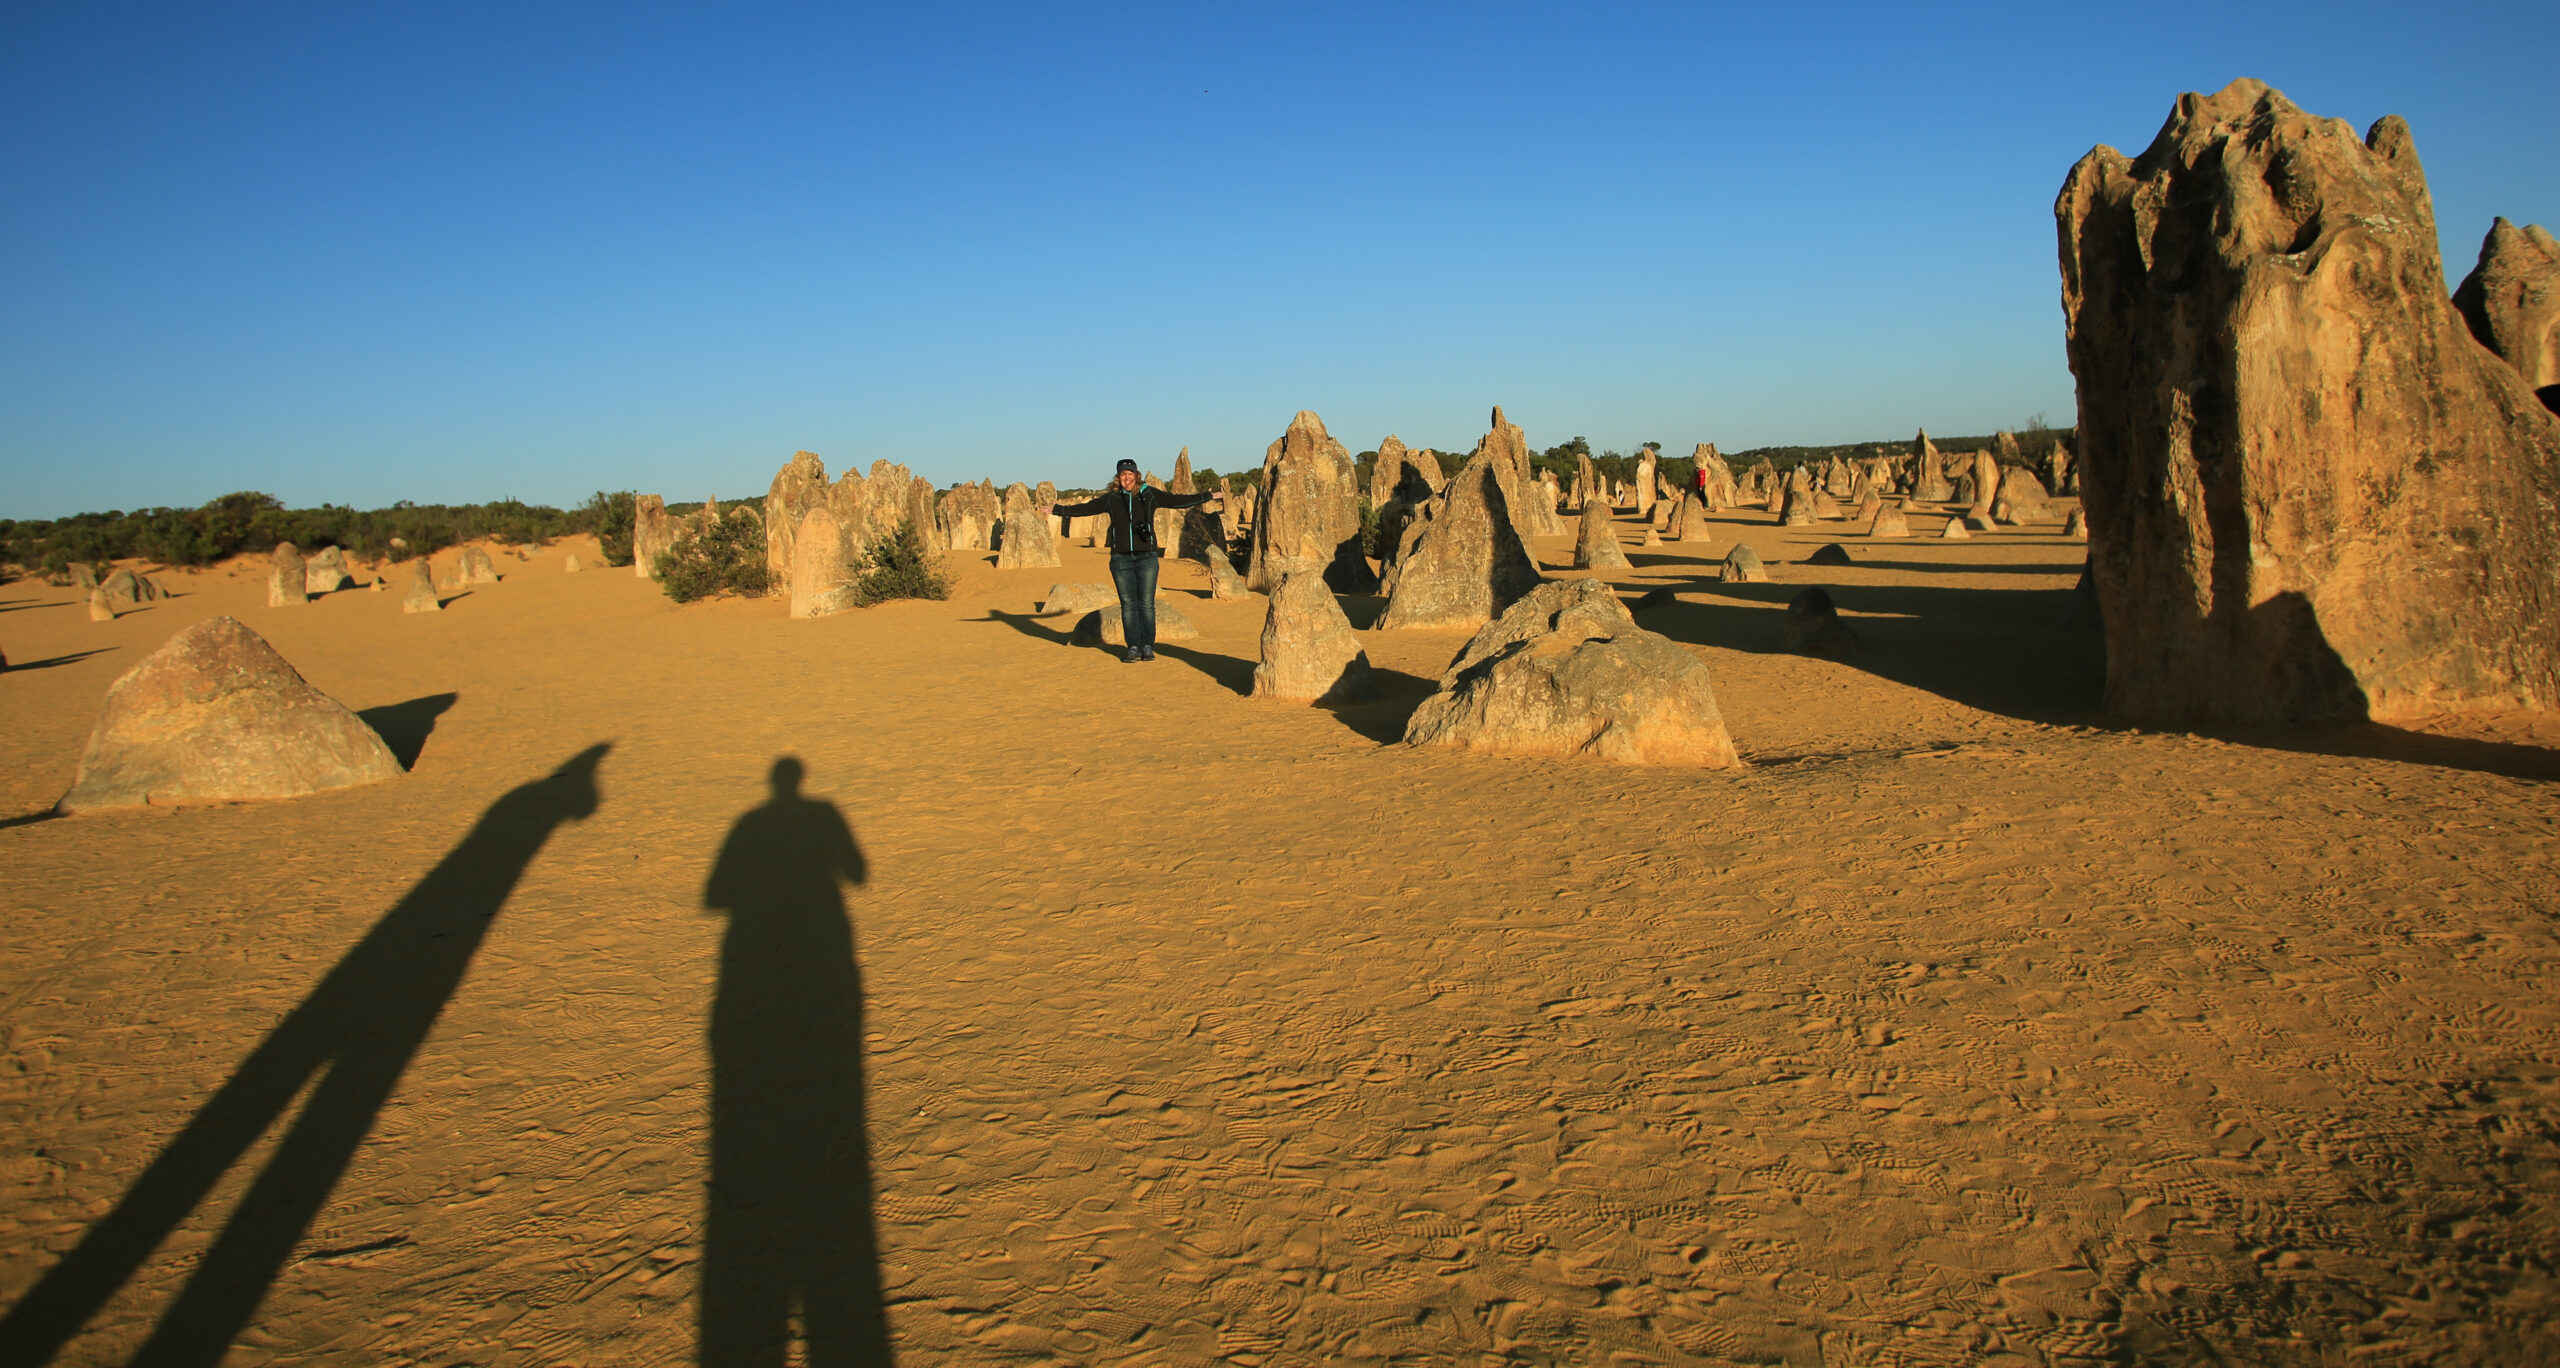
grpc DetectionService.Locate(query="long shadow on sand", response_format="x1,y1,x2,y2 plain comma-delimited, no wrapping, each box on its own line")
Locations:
982,609,1434,740
1639,573,2559,781
2,648,118,672
0,744,610,1368
700,758,893,1366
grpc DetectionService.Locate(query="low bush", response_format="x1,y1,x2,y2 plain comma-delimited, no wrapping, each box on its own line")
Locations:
583,490,637,567
656,507,771,603
852,519,952,607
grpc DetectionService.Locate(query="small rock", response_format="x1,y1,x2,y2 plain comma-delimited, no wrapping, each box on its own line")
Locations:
402,561,441,614
1805,543,1852,566
1251,571,1378,704
1779,587,1860,653
1723,544,1768,583
1072,601,1200,647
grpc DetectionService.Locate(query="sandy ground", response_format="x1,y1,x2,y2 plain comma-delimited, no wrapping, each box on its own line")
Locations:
2,504,2557,1367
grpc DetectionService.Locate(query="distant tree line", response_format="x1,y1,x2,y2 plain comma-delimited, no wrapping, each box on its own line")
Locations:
0,490,643,581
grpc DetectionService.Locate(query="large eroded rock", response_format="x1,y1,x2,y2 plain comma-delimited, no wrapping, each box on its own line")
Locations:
58,616,403,812
1376,450,1543,631
765,450,831,581
267,543,307,607
1247,410,1374,593
789,506,855,619
1251,572,1378,704
2452,217,2560,413
1402,581,1741,767
995,482,1062,570
1571,497,1631,570
2058,78,2560,722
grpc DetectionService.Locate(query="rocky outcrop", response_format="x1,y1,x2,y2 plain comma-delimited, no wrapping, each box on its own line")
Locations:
1376,451,1544,631
1251,572,1378,703
88,588,115,621
939,482,1001,552
268,543,307,607
1402,581,1741,767
1694,443,1738,509
305,546,352,594
1634,448,1658,519
1939,516,1970,540
1679,490,1717,543
789,506,855,618
1779,469,1816,526
764,451,831,582
1723,544,1768,582
1911,430,1953,502
632,496,674,578
401,560,441,613
457,546,500,585
1990,466,2064,524
906,477,940,545
1573,497,1631,570
1869,503,1911,537
1204,543,1248,599
1804,543,1852,567
1157,448,1192,554
2058,78,2560,722
995,482,1062,570
1247,410,1374,593
2453,217,2560,413
57,616,403,812
1474,406,1567,543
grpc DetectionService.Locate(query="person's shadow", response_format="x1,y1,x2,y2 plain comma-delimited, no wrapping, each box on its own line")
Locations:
0,744,610,1368
700,758,894,1366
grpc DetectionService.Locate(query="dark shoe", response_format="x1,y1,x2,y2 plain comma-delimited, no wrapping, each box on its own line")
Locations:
1123,647,1144,662
1138,646,1157,660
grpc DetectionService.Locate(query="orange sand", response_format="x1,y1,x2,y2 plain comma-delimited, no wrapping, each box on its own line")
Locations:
3,508,2556,1365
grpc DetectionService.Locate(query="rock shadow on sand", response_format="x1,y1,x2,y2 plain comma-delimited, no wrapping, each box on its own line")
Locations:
700,758,894,1367
1635,575,2559,781
0,744,610,1367
356,692,457,771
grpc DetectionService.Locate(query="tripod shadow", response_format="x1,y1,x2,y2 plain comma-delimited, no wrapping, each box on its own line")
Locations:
700,758,893,1366
0,744,610,1368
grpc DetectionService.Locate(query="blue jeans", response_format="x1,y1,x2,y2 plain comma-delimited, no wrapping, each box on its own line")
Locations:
1109,551,1159,649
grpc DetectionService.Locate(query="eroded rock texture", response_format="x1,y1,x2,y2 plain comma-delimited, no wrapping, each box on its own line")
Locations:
59,617,402,811
2453,217,2560,414
1402,581,1740,768
1247,410,1374,593
2058,79,2560,723
1376,451,1543,631
1251,571,1378,704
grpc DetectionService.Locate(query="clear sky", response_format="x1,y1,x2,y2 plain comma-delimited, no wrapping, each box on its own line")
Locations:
4,1,2553,518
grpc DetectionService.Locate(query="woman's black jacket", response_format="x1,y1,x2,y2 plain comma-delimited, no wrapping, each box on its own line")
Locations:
1053,486,1214,557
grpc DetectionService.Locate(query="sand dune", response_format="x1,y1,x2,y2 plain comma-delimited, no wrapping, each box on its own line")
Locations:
3,510,2556,1365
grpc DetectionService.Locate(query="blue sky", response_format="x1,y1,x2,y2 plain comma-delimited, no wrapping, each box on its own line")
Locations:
4,2,2553,517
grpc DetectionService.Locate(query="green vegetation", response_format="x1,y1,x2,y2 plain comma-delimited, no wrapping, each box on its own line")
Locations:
851,519,953,607
0,491,621,581
654,506,772,603
583,490,637,567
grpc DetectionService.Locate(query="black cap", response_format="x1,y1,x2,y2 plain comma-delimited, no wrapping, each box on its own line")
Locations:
1115,458,1140,475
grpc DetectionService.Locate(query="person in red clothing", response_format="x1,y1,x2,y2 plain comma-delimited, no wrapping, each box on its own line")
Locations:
1044,460,1222,662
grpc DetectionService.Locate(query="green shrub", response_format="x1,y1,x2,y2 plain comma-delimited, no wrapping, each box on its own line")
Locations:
1356,497,1381,558
852,519,952,607
582,490,637,567
656,507,771,603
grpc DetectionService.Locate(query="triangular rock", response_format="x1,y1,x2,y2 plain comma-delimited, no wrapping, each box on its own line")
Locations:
58,617,402,811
